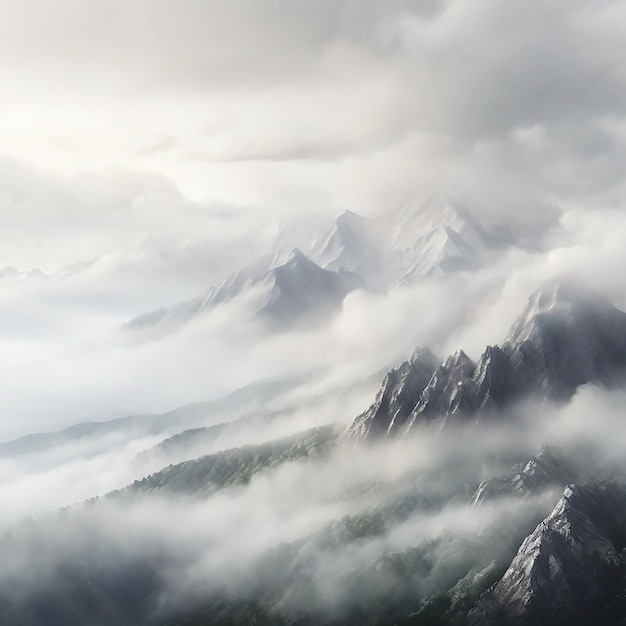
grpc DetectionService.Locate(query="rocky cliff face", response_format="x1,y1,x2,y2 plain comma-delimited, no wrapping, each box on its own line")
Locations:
349,276,626,441
469,447,577,506
469,480,626,626
347,346,439,441
502,275,626,402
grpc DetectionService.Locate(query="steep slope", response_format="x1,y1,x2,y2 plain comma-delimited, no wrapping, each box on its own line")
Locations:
386,194,488,285
470,481,626,625
123,248,362,335
504,275,626,401
347,346,440,441
256,248,363,328
265,195,492,291
469,447,578,506
395,226,480,280
388,194,485,252
309,209,379,275
349,276,626,440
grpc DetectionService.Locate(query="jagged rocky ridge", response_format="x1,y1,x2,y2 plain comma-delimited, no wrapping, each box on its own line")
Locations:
350,276,626,441
470,480,626,626
469,446,578,506
348,346,440,440
8,275,626,626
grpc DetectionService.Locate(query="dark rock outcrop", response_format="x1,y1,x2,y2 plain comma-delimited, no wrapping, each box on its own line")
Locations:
470,447,578,506
469,480,626,625
347,346,439,441
349,276,626,440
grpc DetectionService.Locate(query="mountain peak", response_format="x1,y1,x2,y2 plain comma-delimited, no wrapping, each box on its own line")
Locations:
472,480,626,625
280,247,326,272
526,274,602,310
347,344,440,441
350,277,626,440
337,209,364,222
286,247,308,262
506,275,613,345
409,345,439,366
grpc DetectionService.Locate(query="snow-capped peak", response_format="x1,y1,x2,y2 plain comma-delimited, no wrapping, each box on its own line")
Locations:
389,193,479,246
276,247,328,276
308,209,378,278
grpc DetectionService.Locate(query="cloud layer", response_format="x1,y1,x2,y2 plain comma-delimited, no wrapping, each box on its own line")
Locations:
0,0,623,220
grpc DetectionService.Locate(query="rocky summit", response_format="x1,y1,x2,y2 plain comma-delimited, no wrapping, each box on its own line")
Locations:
349,276,626,441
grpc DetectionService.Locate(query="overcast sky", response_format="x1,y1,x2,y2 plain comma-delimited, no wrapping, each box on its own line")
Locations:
2,0,626,229
2,0,626,437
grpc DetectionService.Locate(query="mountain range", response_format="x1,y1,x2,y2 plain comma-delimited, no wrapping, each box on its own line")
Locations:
5,272,626,625
349,275,626,441
121,194,491,337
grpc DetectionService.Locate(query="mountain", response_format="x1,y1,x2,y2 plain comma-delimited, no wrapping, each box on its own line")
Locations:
349,276,626,440
256,248,363,328
8,273,626,626
347,346,440,441
265,195,490,291
384,194,488,285
0,378,302,458
470,481,626,625
0,423,550,626
0,266,49,279
118,425,338,498
392,225,480,282
387,194,486,253
503,275,626,400
122,248,362,335
308,209,379,274
0,261,94,280
469,446,578,506
266,209,385,288
121,195,492,340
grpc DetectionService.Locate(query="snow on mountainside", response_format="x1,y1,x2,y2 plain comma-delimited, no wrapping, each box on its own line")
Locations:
382,194,488,285
308,209,382,278
387,194,486,255
121,194,494,339
265,194,491,289
255,248,363,328
393,225,479,281
470,481,626,625
123,248,362,335
347,346,440,440
349,276,626,441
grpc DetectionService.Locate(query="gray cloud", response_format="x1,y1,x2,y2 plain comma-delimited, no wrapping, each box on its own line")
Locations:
0,0,622,225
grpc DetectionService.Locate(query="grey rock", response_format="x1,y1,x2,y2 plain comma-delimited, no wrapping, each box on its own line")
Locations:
470,447,577,506
346,346,439,441
349,276,626,440
470,480,626,625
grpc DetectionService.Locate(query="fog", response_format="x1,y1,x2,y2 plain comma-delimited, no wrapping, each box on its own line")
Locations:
1,1,626,624
3,198,626,439
2,0,626,439
2,390,623,624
